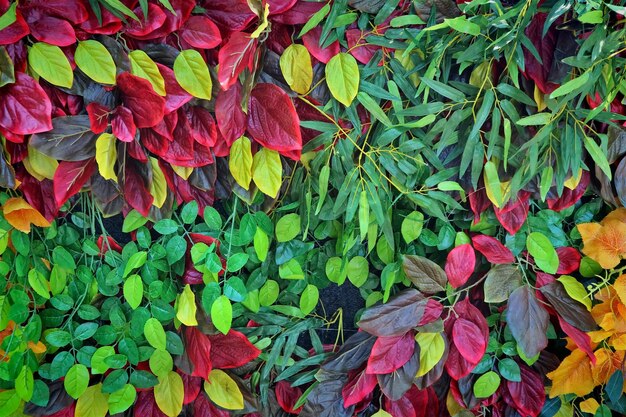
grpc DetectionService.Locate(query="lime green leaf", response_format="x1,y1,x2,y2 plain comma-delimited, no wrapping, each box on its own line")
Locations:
123,274,143,310
96,133,118,183
276,213,301,242
252,148,282,197
326,52,359,106
28,269,50,299
401,211,424,244
483,160,504,208
76,384,109,417
253,228,269,262
108,384,136,415
91,346,115,374
229,136,253,190
176,284,198,326
299,284,319,315
65,364,90,400
557,275,591,310
315,165,330,215
75,40,117,85
516,113,551,126
298,3,330,37
123,251,147,278
130,50,166,96
204,369,244,410
28,42,73,88
347,256,369,287
526,232,558,274
259,280,279,306
473,371,501,398
211,295,232,335
550,72,590,98
583,135,612,180
358,190,369,242
278,258,305,280
144,318,167,350
445,16,480,35
578,10,604,24
0,3,17,32
101,0,139,21
415,332,446,377
173,49,213,100
154,371,184,417
280,44,312,94
149,349,173,378
15,365,34,401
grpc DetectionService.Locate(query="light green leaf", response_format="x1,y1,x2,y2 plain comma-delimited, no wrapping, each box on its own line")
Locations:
108,384,136,415
526,232,558,274
252,148,282,197
401,211,424,244
584,135,612,179
211,295,232,335
276,213,301,242
130,50,166,96
229,136,253,190
75,40,117,85
473,371,501,398
144,318,167,350
65,364,90,400
253,228,269,262
516,113,552,126
326,53,359,106
549,72,590,98
15,365,34,401
299,284,319,315
28,42,73,88
174,49,212,100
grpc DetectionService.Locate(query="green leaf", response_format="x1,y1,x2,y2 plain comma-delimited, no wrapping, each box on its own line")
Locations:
28,269,50,299
259,280,279,306
299,284,319,315
253,228,269,262
252,147,282,197
180,201,198,224
174,49,212,100
226,253,249,273
65,364,90,399
154,371,184,417
298,3,330,37
0,46,15,88
149,349,173,377
144,318,167,350
101,0,140,21
276,213,301,242
401,211,424,244
0,390,20,417
473,371,501,398
516,113,551,126
526,232,558,274
325,257,347,285
15,365,34,401
326,52,359,106
278,259,305,280
578,10,604,24
203,206,222,231
108,384,136,415
347,256,369,287
584,135,612,179
539,166,553,201
0,3,17,32
129,50,166,95
122,210,148,232
153,219,179,235
75,40,117,85
484,161,504,208
28,42,73,88
315,165,330,215
123,251,147,278
123,274,143,309
166,236,187,264
498,358,521,382
445,16,480,35
549,72,590,98
357,92,392,127
211,295,232,335
229,136,253,190
223,277,247,302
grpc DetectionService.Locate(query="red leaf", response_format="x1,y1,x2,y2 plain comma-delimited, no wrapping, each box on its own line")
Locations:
22,0,88,24
444,344,475,381
117,72,165,128
18,175,57,221
469,187,490,224
215,83,247,145
179,370,202,404
27,14,76,47
207,330,261,369
0,11,29,44
124,160,153,216
302,26,340,64
45,404,75,417
193,392,229,417
445,244,476,288
111,106,136,142
506,365,545,417
153,111,178,141
471,234,515,264
247,83,302,160
547,171,590,212
80,8,122,35
0,73,52,135
134,391,168,417
556,247,581,275
342,368,378,408
124,4,167,38
366,332,415,375
180,16,222,49
128,139,148,163
346,29,379,64
558,316,595,363
144,0,194,39
184,327,212,379
53,159,96,208
383,385,428,417
157,63,192,114
218,31,257,90
275,380,304,414
417,299,443,326
187,107,217,147
86,102,110,134
203,0,256,31
452,318,486,364
272,1,326,25
267,0,298,15
97,235,123,255
494,191,530,235
523,13,558,94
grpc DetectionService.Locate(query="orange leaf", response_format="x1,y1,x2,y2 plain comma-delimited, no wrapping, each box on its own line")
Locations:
614,275,626,306
3,197,50,233
547,349,595,397
591,348,621,385
602,208,626,224
578,221,626,269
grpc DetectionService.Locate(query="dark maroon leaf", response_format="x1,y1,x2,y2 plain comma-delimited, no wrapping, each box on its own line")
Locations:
494,191,530,235
0,10,29,45
124,4,167,38
452,319,485,364
0,72,52,135
53,158,96,208
30,115,97,161
321,331,375,373
357,289,427,337
180,16,221,49
342,368,378,407
157,63,192,114
555,247,581,274
202,0,257,31
187,106,217,147
523,13,559,94
207,330,261,369
86,102,110,134
134,390,168,417
247,83,302,160
271,1,325,25
366,332,415,375
402,255,447,294
547,171,590,211
117,72,165,128
217,31,257,90
22,0,88,24
179,370,201,404
124,159,153,216
111,106,136,142
193,392,229,417
445,244,475,288
79,8,122,35
215,82,246,145
506,286,549,358
383,385,429,417
377,344,419,401
184,327,212,379
507,365,545,417
471,234,515,264
275,380,303,414
346,29,379,64
444,342,475,381
539,282,596,332
27,15,75,46
418,299,443,326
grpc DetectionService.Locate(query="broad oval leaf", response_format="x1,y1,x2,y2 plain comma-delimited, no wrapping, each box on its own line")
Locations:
211,295,232,335
357,289,427,337
28,42,73,88
526,232,559,273
252,147,282,198
0,73,53,135
280,44,312,94
204,369,244,410
483,264,522,303
402,255,447,294
30,116,97,161
326,52,359,106
76,384,108,417
174,49,213,100
445,244,475,288
130,50,166,96
154,371,184,417
506,286,549,358
75,40,117,85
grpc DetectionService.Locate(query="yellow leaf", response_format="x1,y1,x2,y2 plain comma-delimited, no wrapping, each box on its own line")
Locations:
76,384,109,417
250,3,270,38
578,221,626,269
415,332,445,377
129,50,166,96
204,369,244,410
547,349,595,397
469,62,491,88
149,157,167,208
371,411,392,417
252,148,282,198
446,390,464,416
229,136,253,190
171,164,193,180
154,371,184,417
95,133,118,182
579,398,599,415
27,341,46,354
3,197,50,233
534,84,547,112
23,146,58,180
591,348,621,385
176,284,198,326
557,275,591,311
393,50,419,87
614,274,626,306
564,168,582,190
280,44,312,95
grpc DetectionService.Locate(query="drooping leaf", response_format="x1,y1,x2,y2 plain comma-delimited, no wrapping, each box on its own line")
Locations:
546,349,595,397
64,364,90,400
117,72,165,128
217,31,256,90
415,332,446,377
526,232,559,274
95,133,118,182
176,284,198,326
2,197,50,233
506,286,549,358
207,330,260,369
452,318,486,364
184,327,213,379
341,369,377,408
539,281,596,331
53,159,97,208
